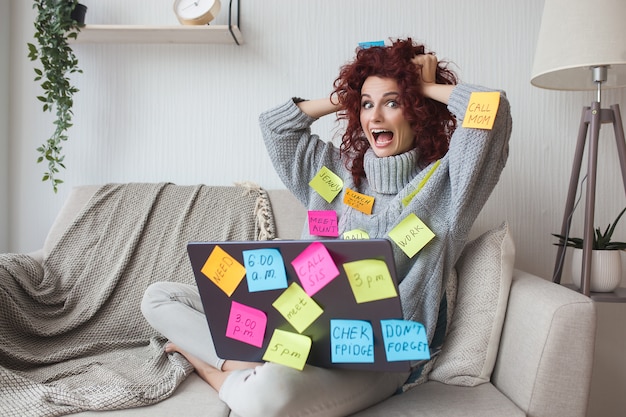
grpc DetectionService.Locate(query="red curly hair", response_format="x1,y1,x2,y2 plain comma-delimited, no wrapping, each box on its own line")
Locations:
332,38,458,186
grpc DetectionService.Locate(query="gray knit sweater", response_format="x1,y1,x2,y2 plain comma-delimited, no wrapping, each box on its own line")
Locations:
259,83,512,344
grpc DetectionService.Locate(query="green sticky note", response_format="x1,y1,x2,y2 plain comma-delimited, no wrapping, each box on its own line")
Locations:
272,283,324,333
342,229,370,240
309,166,344,203
262,329,312,371
343,259,398,303
388,213,435,258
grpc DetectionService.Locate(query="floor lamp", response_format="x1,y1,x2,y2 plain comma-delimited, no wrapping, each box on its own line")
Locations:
530,0,626,296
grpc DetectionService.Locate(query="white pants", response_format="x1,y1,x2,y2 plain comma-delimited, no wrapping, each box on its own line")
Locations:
141,282,409,417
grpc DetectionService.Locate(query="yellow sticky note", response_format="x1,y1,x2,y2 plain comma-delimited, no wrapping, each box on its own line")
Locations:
388,213,435,258
343,188,375,215
462,91,500,130
343,229,370,240
309,166,344,203
263,329,312,371
272,283,324,333
200,245,246,296
402,160,441,207
343,259,398,303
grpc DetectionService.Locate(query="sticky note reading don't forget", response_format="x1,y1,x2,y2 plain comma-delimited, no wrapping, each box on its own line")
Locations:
309,166,344,203
388,213,435,258
291,241,340,296
308,210,339,237
330,319,374,364
226,301,267,348
243,248,288,292
380,319,430,361
263,329,312,370
201,245,246,296
272,283,324,333
462,91,501,130
343,259,398,303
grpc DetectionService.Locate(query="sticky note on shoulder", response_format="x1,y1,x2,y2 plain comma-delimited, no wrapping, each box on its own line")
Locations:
309,166,343,203
201,245,246,296
462,91,500,130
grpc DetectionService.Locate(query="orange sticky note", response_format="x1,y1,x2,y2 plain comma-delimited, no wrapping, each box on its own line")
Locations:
309,166,344,203
343,188,375,215
462,92,500,130
343,259,398,303
201,245,246,296
388,213,435,258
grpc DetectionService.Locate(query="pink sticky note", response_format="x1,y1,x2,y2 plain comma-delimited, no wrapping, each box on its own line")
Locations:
308,210,339,237
291,241,340,296
226,301,267,348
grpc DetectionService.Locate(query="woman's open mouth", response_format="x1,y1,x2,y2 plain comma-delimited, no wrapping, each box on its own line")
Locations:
372,129,394,146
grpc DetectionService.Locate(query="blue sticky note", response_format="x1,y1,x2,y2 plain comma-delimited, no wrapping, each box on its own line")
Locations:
243,248,288,292
330,319,374,363
380,319,430,361
358,40,385,49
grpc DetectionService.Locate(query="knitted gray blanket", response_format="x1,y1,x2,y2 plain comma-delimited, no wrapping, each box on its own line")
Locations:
0,182,275,417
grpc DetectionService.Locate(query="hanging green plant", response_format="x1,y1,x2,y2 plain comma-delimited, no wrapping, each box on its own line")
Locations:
27,0,84,192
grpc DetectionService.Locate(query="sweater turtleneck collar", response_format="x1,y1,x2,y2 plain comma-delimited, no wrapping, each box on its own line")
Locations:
363,148,421,195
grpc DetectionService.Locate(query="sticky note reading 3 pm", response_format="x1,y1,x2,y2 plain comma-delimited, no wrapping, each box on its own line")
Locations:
309,166,344,203
201,245,246,296
343,259,398,303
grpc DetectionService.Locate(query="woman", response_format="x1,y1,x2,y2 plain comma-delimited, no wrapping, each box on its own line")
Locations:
142,38,512,417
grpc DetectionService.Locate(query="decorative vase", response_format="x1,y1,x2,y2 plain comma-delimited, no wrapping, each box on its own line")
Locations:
71,3,87,25
571,248,622,292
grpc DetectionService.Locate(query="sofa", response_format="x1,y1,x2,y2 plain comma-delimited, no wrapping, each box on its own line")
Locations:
3,184,596,417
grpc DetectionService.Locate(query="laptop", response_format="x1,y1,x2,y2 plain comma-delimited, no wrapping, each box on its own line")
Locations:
187,239,428,371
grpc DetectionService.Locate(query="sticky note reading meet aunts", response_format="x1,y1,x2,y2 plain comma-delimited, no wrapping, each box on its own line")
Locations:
342,229,370,240
291,241,340,296
201,245,246,296
308,210,339,237
242,248,288,292
225,301,267,348
343,259,398,304
462,91,500,130
272,283,324,333
330,319,374,364
343,188,375,215
380,319,430,361
309,166,344,203
388,213,435,258
263,329,312,371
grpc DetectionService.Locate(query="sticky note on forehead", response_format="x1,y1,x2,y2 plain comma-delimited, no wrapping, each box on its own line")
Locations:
388,213,435,258
462,91,500,130
309,166,343,203
201,245,246,296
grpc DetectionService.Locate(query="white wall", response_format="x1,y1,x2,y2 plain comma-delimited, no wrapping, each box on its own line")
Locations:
0,0,9,253
8,0,626,415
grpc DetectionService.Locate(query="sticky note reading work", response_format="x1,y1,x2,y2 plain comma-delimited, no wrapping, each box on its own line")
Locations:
343,259,398,303
309,166,344,203
308,210,339,237
263,329,312,370
381,319,430,361
272,283,323,333
462,91,500,130
291,241,340,296
330,319,374,363
388,213,435,258
243,248,288,292
225,301,267,348
201,245,246,296
343,188,375,215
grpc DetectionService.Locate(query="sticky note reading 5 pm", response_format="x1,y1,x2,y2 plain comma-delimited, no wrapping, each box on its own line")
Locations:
330,319,374,363
226,301,267,348
308,210,339,237
309,166,344,203
201,245,246,296
263,329,312,371
343,259,398,303
388,213,435,258
272,283,324,333
381,319,430,361
243,248,288,292
462,91,500,130
291,241,340,296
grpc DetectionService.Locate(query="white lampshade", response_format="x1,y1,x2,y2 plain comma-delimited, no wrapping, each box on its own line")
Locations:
531,0,626,91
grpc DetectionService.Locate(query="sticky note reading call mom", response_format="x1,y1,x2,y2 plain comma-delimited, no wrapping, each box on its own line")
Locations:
462,91,500,130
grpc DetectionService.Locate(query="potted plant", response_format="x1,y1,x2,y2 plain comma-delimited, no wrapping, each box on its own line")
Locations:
553,207,626,292
27,0,87,192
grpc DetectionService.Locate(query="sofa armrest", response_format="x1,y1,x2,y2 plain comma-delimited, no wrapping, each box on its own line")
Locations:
492,269,596,417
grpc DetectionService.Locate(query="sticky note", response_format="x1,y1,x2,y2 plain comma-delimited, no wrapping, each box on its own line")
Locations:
309,166,344,203
330,319,374,363
388,213,435,258
201,245,246,296
263,329,312,370
343,259,398,303
462,91,500,130
343,188,375,215
291,241,340,296
402,160,441,207
308,210,339,237
225,301,267,348
381,320,430,361
272,283,324,333
243,248,288,292
342,229,370,240
359,40,385,49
